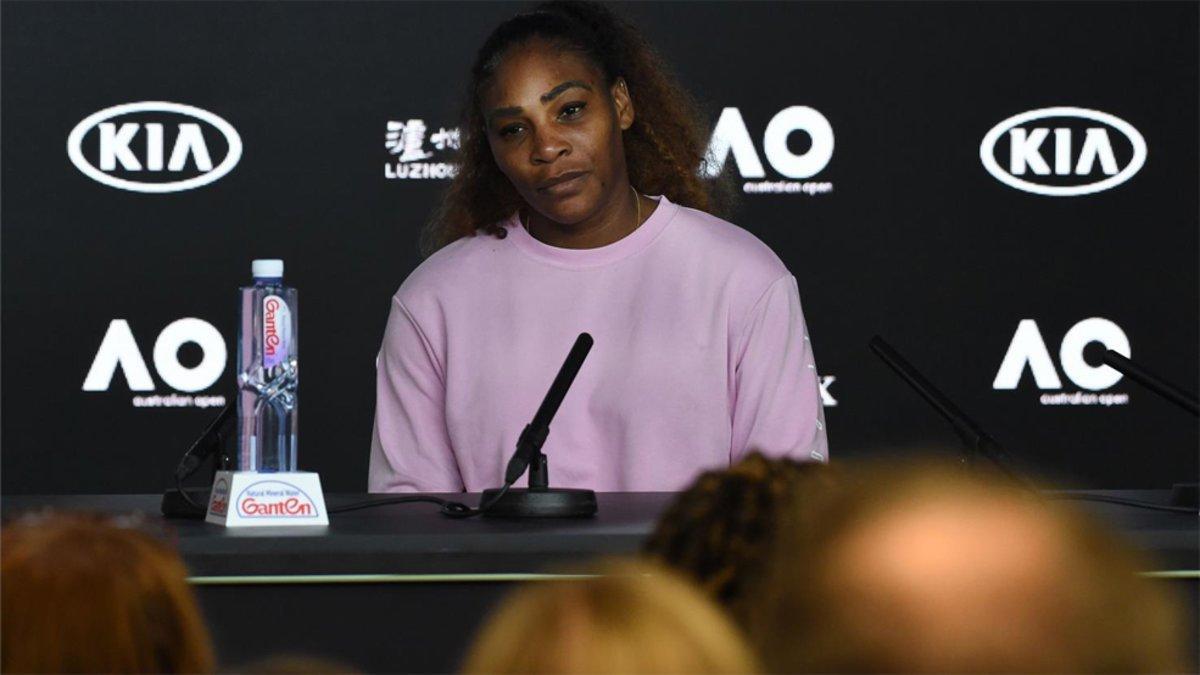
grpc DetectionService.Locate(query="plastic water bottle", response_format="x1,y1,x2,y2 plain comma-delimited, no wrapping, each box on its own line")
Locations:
238,259,298,472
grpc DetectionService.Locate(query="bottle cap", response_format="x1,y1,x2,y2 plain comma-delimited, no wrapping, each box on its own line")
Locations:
252,259,284,278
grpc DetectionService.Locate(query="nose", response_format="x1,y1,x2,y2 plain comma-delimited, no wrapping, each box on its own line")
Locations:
530,126,570,164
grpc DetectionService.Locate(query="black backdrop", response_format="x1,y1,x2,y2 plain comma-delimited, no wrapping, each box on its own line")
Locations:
3,1,1197,495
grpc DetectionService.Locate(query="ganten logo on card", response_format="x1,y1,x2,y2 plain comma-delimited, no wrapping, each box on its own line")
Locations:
236,480,319,518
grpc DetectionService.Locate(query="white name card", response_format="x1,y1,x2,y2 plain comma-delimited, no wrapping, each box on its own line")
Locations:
206,470,329,527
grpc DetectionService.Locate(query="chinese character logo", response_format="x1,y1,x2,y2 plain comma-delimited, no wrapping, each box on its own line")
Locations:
385,119,459,180
430,126,461,151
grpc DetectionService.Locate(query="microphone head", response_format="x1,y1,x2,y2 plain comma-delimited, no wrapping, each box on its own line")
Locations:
1081,341,1108,367
868,335,888,355
573,332,594,355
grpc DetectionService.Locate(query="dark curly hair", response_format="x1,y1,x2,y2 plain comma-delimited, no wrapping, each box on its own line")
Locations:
642,453,837,623
420,0,734,256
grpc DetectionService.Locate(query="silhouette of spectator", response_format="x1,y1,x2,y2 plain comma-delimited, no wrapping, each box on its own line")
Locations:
749,460,1187,673
462,559,760,673
2,511,215,673
644,451,838,625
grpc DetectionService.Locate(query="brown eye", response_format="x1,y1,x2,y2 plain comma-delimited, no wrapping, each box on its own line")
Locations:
498,124,524,138
559,102,586,119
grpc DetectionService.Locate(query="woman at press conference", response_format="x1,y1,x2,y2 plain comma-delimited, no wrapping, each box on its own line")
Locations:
368,0,828,492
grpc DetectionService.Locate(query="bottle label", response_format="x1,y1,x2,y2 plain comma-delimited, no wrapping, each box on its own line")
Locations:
262,295,291,369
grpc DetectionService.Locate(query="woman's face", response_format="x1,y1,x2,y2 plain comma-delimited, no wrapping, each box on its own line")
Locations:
480,40,634,226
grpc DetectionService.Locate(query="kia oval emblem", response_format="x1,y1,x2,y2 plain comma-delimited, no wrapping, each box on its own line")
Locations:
67,101,242,193
980,107,1146,197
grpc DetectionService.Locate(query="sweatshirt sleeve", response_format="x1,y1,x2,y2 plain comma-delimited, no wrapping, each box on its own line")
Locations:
368,296,464,492
730,275,829,464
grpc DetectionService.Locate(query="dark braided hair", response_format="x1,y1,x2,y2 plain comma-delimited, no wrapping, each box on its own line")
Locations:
642,452,837,622
420,0,734,256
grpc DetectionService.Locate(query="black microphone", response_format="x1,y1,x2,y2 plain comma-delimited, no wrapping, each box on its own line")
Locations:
174,404,235,479
868,336,1025,482
480,332,598,518
162,403,235,517
1091,347,1198,508
1095,348,1198,417
504,333,593,485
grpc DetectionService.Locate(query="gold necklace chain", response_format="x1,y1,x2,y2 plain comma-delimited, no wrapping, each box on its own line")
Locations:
632,185,641,228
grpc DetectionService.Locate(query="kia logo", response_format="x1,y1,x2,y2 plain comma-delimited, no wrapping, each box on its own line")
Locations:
67,101,242,193
980,107,1146,197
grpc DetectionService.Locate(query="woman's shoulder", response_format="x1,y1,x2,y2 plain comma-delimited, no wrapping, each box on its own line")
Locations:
668,201,790,281
393,226,513,305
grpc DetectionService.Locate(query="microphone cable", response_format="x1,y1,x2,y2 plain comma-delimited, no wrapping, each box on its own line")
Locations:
328,481,514,518
1048,492,1197,515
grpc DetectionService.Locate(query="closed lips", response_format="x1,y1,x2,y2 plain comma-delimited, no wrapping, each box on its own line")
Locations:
538,171,588,190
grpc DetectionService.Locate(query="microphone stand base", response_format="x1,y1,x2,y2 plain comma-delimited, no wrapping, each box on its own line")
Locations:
481,487,597,518
161,487,211,519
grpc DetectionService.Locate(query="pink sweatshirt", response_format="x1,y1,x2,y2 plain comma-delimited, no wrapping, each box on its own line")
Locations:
368,195,828,493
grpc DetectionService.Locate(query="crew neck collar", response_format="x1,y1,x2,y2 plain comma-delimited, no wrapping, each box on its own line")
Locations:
506,195,679,268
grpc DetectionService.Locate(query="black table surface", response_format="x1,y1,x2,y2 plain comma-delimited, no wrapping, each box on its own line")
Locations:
3,490,1196,578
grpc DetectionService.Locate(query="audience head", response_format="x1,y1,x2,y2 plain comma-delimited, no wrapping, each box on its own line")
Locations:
642,452,836,621
2,511,215,673
461,558,760,674
751,459,1186,673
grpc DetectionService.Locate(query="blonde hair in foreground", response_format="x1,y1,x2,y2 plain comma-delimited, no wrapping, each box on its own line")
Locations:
749,459,1188,673
461,559,759,674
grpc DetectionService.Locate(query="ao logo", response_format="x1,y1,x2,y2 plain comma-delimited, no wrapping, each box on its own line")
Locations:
819,376,837,407
83,319,226,393
703,106,834,179
993,318,1130,391
67,102,242,193
980,107,1146,196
